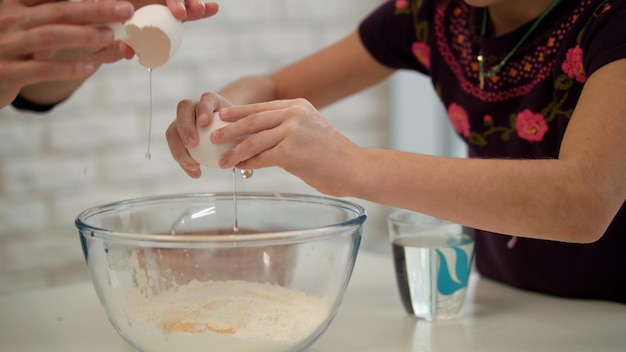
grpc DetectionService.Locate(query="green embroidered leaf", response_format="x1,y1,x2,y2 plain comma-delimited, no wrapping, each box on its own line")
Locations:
509,113,517,127
468,132,487,146
542,101,557,123
434,84,443,98
501,130,512,141
415,21,429,41
561,108,574,119
555,75,574,91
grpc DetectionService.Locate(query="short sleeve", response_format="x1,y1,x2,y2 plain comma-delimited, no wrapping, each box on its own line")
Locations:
11,94,57,113
358,0,430,74
582,1,626,77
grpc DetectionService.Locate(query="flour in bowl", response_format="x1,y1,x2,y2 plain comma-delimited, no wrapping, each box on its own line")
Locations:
110,279,328,352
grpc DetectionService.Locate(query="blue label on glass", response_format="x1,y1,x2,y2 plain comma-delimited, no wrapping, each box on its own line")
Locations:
435,245,474,295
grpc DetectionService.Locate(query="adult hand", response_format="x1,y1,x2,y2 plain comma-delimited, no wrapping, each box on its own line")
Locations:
149,0,218,22
0,0,219,109
0,0,134,107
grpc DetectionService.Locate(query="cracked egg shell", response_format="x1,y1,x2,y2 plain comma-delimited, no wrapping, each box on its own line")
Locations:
122,4,183,69
187,112,239,169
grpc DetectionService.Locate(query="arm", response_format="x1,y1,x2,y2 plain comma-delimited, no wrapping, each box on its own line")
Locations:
0,0,128,109
359,58,626,243
214,57,626,244
218,30,394,107
168,30,394,176
4,0,218,110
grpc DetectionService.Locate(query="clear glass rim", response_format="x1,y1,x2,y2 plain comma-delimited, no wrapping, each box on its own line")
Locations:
75,192,367,244
387,210,452,226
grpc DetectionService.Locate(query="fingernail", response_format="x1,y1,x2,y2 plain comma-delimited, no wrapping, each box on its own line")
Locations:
183,134,195,147
185,164,200,171
100,28,114,43
210,130,220,143
82,62,95,75
115,3,133,17
178,0,186,11
197,113,210,124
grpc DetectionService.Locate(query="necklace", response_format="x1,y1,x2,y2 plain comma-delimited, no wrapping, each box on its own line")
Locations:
476,0,562,90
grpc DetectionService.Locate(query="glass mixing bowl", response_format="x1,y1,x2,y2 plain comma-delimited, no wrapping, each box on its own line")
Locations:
76,192,366,352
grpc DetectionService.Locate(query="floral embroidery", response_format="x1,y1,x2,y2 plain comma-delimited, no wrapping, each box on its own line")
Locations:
447,103,471,137
396,0,431,71
395,0,409,10
412,42,431,70
515,109,549,142
395,0,602,148
561,45,587,83
454,106,555,146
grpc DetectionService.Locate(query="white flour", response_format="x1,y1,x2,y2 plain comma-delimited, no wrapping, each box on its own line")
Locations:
110,279,328,352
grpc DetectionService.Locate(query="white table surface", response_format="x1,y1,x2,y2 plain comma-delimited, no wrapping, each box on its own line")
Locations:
1,250,625,352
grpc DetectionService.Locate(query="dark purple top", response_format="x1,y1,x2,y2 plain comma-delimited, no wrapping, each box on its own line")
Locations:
360,0,626,303
11,94,56,113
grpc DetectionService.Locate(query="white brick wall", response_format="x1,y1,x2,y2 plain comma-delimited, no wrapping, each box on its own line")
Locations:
0,0,390,294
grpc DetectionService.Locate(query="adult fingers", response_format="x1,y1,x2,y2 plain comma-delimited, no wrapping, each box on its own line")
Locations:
84,45,125,63
163,0,187,20
2,25,115,58
118,41,136,59
184,1,218,22
32,49,58,60
12,0,56,7
22,1,134,28
163,0,218,21
0,59,96,90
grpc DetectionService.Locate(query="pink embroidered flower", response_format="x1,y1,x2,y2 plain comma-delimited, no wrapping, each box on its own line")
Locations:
562,45,586,83
412,42,431,70
447,103,470,137
483,114,493,124
395,0,408,10
515,109,548,142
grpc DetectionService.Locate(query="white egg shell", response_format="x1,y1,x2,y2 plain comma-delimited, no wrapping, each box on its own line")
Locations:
122,4,183,69
109,22,128,41
187,113,239,168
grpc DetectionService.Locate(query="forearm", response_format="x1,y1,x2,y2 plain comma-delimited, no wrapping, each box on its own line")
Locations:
218,75,278,106
348,60,626,244
219,30,393,109
349,149,621,243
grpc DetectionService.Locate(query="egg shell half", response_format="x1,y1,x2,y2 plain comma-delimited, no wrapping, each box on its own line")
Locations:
187,113,239,169
122,4,183,69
